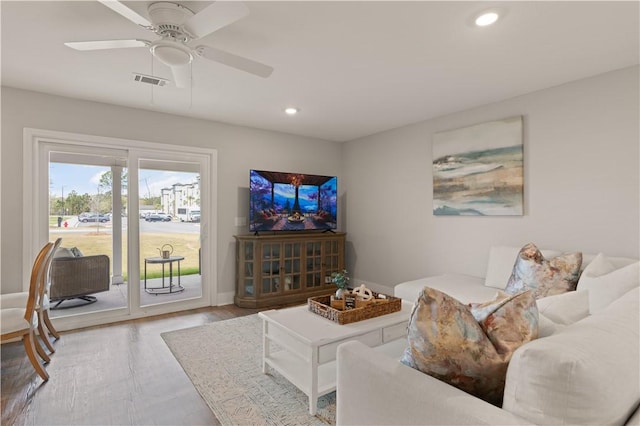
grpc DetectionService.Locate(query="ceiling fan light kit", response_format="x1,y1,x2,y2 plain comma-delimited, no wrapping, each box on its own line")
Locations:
65,0,274,90
151,40,193,67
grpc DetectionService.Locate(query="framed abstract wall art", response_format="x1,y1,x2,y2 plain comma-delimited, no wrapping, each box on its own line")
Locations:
432,116,523,216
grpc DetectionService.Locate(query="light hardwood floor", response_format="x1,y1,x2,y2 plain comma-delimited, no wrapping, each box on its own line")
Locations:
1,305,260,425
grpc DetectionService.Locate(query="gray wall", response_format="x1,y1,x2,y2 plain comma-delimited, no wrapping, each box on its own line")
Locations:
343,66,639,290
0,87,343,297
3,66,638,299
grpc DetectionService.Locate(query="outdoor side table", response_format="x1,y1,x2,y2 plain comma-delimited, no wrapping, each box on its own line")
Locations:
144,256,185,294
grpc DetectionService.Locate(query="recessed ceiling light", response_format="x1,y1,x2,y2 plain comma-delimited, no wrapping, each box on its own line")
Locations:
475,11,499,27
284,107,299,115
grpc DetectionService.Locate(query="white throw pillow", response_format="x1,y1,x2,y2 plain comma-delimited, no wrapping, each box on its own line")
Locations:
577,254,639,314
503,287,640,425
536,290,590,325
537,314,563,338
484,246,561,289
580,252,616,275
53,247,75,258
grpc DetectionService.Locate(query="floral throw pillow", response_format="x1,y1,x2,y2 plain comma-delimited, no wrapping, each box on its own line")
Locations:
505,243,582,299
401,287,538,406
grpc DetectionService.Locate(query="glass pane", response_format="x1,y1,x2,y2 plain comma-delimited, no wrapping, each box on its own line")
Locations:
139,162,202,305
49,157,128,317
245,279,254,296
244,262,253,277
245,242,253,260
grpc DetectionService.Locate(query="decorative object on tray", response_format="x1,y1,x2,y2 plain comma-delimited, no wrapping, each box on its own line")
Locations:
309,288,401,325
331,269,350,300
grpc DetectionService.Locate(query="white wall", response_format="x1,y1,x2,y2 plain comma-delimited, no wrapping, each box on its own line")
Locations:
0,87,343,298
3,66,639,300
343,66,640,290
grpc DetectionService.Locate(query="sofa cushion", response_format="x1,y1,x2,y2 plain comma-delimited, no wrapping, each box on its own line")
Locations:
536,290,590,325
577,254,639,314
484,246,562,289
503,287,640,425
401,287,538,406
394,273,496,304
505,243,582,298
534,291,590,338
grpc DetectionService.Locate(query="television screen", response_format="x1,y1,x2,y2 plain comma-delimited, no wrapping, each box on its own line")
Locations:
249,170,337,232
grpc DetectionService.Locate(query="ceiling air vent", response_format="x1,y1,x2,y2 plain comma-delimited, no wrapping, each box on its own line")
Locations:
133,73,169,86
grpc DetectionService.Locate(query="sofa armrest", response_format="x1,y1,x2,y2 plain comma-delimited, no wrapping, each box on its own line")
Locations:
336,341,533,426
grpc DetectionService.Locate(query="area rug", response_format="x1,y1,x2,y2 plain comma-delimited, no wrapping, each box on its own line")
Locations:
161,314,336,425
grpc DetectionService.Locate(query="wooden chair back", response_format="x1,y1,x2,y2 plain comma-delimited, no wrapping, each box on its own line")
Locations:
40,238,62,304
24,242,54,325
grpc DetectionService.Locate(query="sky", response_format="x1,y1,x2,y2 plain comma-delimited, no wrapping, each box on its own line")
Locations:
49,163,198,198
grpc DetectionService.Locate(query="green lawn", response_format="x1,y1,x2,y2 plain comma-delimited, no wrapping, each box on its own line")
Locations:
48,230,200,280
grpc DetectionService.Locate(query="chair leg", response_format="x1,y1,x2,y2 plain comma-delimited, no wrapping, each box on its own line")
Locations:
37,312,56,354
42,310,60,340
23,331,49,381
34,334,51,363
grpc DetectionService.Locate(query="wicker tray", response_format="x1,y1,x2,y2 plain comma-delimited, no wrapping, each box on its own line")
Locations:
308,292,402,325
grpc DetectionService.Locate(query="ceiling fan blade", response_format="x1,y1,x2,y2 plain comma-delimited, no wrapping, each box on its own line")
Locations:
184,1,249,40
98,0,154,29
64,39,150,51
170,64,192,89
196,45,273,78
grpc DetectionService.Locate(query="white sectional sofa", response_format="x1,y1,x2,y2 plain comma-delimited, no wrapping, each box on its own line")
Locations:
336,246,639,425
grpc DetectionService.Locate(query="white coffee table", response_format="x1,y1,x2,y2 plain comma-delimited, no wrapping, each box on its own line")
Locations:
258,301,413,414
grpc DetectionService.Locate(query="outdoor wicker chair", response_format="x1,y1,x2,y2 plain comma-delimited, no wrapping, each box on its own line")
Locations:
50,254,110,309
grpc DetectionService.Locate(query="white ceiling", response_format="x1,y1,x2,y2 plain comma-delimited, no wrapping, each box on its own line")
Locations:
2,1,638,142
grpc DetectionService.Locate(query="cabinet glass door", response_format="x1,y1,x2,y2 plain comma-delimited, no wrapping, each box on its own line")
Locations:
282,242,301,291
323,240,340,281
305,241,323,288
261,243,281,294
243,241,254,296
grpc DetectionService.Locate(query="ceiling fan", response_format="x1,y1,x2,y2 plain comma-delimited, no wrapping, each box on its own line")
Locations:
64,0,274,88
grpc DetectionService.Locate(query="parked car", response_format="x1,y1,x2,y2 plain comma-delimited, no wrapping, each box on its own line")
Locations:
80,213,110,223
145,213,172,222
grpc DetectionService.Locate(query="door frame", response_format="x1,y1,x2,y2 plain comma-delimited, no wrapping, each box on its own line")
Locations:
23,128,218,331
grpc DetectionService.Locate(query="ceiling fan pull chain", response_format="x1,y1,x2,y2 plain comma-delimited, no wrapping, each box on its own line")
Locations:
189,62,193,109
150,53,155,105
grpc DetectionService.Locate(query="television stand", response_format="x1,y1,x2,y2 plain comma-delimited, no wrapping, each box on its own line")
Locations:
234,232,346,308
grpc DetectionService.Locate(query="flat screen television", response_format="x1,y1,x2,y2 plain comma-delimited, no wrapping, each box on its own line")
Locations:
249,169,337,232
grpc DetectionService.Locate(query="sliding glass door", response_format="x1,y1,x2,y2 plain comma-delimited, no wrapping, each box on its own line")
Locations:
137,158,203,307
47,147,128,316
29,131,214,329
